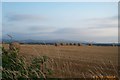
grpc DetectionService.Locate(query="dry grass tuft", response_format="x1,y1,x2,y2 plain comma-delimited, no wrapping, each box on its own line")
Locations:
9,42,20,51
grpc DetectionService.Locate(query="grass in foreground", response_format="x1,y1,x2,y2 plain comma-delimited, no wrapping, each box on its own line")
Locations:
2,47,52,79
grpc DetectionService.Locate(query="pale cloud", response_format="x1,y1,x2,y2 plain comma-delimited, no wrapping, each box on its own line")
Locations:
28,26,57,33
2,12,118,43
5,14,46,22
53,27,117,37
87,16,118,29
52,16,118,37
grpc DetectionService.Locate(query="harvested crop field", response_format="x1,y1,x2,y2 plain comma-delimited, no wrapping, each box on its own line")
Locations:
2,44,118,78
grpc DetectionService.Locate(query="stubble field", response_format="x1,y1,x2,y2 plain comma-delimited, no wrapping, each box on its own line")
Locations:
2,44,118,78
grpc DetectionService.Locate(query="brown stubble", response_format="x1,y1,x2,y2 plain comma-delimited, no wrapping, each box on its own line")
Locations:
2,44,119,78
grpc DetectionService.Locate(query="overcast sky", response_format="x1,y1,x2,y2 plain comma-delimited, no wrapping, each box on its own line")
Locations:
2,2,118,43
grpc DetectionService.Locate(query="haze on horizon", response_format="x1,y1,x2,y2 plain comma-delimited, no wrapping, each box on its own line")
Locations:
2,2,118,43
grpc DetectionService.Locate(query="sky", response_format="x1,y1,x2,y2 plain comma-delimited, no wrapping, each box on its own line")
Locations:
2,2,118,43
1,0,119,2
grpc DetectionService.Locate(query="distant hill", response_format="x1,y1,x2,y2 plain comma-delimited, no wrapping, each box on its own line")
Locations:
2,39,120,46
2,39,85,44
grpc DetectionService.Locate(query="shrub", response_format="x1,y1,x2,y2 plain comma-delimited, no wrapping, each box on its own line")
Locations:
54,43,59,46
88,43,92,46
73,43,76,46
2,47,52,79
66,43,68,46
69,43,73,46
60,43,64,46
78,43,81,46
